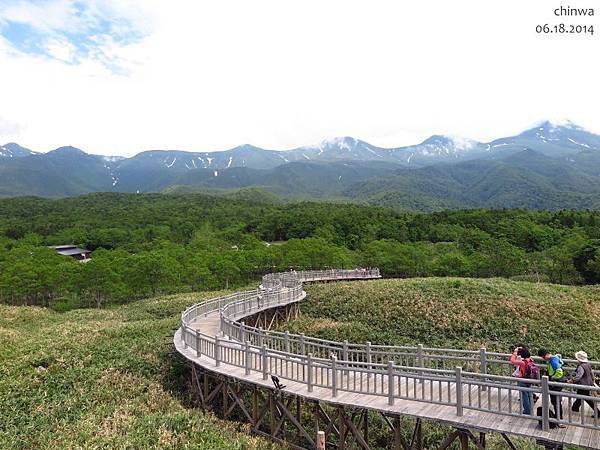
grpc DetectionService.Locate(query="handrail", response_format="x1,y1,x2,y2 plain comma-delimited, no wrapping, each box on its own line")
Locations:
178,268,600,433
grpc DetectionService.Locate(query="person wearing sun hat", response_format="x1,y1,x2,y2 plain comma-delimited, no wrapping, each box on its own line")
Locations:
571,350,600,417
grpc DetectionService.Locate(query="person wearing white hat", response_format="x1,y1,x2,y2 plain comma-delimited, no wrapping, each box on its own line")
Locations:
571,351,600,418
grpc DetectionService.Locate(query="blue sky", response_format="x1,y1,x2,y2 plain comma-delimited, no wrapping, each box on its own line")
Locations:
0,0,598,156
0,0,145,67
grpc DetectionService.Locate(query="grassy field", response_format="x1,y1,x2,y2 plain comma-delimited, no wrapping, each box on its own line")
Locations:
283,277,600,358
0,290,279,450
3,278,599,449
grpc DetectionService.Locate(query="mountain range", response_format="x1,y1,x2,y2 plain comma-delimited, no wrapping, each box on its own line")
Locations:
2,121,600,211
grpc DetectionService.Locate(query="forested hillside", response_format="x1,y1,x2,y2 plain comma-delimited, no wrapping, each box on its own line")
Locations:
1,193,600,309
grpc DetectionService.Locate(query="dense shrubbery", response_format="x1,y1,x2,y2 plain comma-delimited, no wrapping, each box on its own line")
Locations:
284,278,600,356
2,193,600,308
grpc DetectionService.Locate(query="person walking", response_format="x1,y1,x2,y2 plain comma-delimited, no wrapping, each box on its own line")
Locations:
538,348,566,426
510,346,536,415
570,351,600,418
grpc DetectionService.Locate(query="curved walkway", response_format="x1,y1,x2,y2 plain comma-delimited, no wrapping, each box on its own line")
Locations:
174,269,600,449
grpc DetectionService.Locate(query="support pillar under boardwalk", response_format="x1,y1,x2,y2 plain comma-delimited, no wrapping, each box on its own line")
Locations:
242,301,301,331
186,361,533,450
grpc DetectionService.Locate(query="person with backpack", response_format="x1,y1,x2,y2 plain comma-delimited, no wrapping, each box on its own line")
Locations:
538,348,566,426
510,346,537,414
570,351,600,418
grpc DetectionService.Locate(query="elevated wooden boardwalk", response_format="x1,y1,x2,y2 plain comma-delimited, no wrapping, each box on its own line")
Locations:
174,269,600,449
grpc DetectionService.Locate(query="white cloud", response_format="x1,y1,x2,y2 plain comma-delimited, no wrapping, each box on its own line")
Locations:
44,37,76,62
0,0,599,156
0,0,76,32
0,115,22,136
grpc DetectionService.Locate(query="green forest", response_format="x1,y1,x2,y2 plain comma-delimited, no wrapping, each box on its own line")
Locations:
2,192,600,310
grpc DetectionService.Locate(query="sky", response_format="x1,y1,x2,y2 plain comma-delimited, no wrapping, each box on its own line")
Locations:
0,0,599,156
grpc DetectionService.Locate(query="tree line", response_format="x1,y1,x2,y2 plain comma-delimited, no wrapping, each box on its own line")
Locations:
1,193,600,309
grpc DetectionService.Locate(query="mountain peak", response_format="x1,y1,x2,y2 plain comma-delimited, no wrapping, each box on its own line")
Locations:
421,135,453,145
419,135,476,151
311,136,360,152
231,144,263,152
48,146,88,157
0,142,37,158
521,120,584,136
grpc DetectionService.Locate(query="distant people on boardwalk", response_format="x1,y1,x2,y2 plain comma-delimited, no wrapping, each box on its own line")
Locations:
538,348,567,426
510,345,538,415
570,351,600,418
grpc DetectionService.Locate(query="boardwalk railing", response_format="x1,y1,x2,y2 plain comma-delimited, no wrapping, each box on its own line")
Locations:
179,269,600,432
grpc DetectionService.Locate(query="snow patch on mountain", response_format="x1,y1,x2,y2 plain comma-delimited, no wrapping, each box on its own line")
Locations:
567,138,591,149
102,155,125,162
308,137,358,153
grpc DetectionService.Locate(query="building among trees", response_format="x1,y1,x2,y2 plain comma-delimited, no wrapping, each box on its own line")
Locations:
51,245,92,261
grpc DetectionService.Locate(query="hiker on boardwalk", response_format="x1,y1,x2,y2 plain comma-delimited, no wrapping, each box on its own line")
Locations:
538,348,566,425
570,351,600,418
510,346,537,415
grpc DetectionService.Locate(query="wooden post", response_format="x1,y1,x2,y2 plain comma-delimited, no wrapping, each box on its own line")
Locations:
393,417,402,449
331,355,338,398
366,341,372,378
541,375,550,431
307,353,314,393
415,419,423,450
262,344,268,380
245,340,251,376
215,335,221,367
363,410,369,444
459,430,469,450
480,347,488,392
269,392,277,435
285,331,290,353
222,380,229,417
343,340,349,377
388,361,395,406
300,333,306,355
339,407,347,450
181,324,187,348
317,430,326,450
196,331,201,357
240,322,246,343
417,344,424,383
203,370,209,408
252,388,259,425
455,366,463,416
